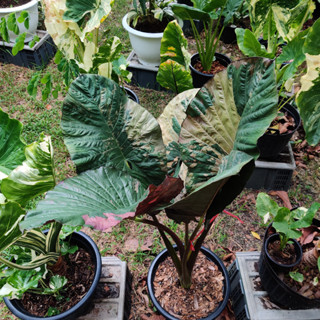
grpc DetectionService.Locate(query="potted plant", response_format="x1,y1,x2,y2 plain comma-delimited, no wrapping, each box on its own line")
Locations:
28,0,135,102
122,0,176,66
0,109,102,319
171,0,242,87
21,57,279,318
235,2,320,158
256,192,320,309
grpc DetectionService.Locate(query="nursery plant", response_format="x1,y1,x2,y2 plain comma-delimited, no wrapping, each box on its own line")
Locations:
28,0,131,100
256,192,320,251
127,0,175,28
22,57,279,299
171,0,244,72
0,109,100,318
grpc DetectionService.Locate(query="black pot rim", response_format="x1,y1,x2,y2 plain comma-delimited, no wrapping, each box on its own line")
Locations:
265,233,303,269
147,246,230,320
263,103,301,137
189,52,232,79
4,231,102,320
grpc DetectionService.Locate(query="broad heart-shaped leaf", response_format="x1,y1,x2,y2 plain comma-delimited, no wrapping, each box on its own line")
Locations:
235,28,275,59
0,109,26,179
63,0,113,40
61,74,167,186
276,30,308,82
172,4,211,22
256,192,280,222
1,135,55,207
0,202,25,252
165,150,254,222
160,58,277,189
21,166,148,230
157,60,193,94
296,54,320,145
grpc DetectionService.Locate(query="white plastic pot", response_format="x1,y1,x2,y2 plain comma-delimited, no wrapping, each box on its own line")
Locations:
0,0,39,43
122,13,165,67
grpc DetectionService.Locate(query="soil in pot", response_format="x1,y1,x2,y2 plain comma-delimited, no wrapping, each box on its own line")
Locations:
193,59,227,75
131,16,172,33
0,0,30,8
153,252,225,319
20,247,95,317
267,239,298,265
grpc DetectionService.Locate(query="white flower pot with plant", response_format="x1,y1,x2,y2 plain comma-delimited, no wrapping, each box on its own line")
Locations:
0,0,38,42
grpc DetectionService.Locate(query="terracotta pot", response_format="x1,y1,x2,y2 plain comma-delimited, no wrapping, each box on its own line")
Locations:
147,246,230,320
0,0,38,43
257,103,301,160
4,231,102,320
189,52,232,88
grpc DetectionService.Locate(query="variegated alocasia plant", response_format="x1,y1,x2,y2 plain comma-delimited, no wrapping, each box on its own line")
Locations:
28,0,131,100
236,0,317,83
0,109,69,299
22,58,279,289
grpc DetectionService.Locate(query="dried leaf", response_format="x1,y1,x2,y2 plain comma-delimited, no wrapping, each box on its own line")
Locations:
300,226,320,245
268,191,292,209
251,231,261,240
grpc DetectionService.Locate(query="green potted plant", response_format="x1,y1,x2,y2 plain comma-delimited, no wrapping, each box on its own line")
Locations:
21,57,279,318
122,0,176,66
171,0,243,87
235,1,320,158
256,192,320,309
0,109,102,319
28,0,134,102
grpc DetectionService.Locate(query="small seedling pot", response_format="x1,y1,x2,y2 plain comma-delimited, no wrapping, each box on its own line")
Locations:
257,103,301,160
4,231,102,320
189,52,232,88
264,233,302,273
147,246,230,320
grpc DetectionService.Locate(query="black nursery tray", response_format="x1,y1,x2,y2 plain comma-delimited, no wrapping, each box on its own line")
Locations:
228,252,320,320
245,143,296,191
0,30,56,68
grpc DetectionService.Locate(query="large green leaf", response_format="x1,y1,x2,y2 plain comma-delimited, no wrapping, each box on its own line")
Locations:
61,74,167,185
0,109,26,179
21,166,148,230
229,58,278,156
63,0,113,39
223,0,245,25
172,4,211,21
235,28,275,58
0,202,25,252
1,135,55,207
296,54,320,145
276,30,308,82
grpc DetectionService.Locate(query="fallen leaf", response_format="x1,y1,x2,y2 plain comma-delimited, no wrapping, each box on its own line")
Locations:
124,237,153,252
300,226,320,245
268,191,292,209
251,231,261,240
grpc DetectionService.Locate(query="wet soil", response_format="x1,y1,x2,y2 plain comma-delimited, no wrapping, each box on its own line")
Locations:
193,59,227,75
267,240,298,265
132,16,172,33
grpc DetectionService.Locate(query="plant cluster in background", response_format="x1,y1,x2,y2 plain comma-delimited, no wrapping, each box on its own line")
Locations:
28,0,131,101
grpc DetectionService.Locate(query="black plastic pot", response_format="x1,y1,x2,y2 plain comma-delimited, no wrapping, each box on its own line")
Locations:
257,103,301,160
147,246,230,320
259,220,320,309
264,233,302,273
190,53,232,88
220,25,237,44
124,87,139,103
4,231,102,320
